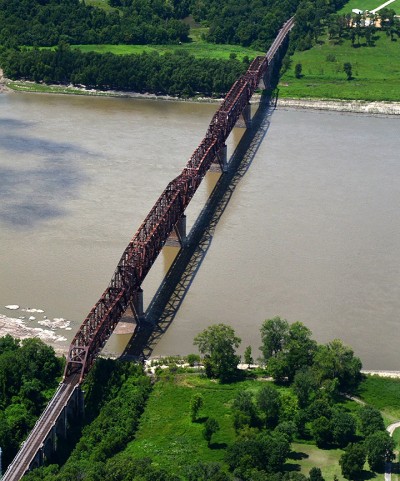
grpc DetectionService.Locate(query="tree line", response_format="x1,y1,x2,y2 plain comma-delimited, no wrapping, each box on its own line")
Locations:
0,43,247,97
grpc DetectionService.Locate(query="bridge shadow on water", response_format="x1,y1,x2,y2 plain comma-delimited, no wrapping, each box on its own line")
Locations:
121,90,279,361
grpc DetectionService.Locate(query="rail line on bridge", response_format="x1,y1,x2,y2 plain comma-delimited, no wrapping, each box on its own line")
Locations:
3,17,294,480
64,15,295,384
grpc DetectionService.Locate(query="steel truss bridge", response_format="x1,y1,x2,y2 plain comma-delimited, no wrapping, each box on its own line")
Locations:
3,16,294,480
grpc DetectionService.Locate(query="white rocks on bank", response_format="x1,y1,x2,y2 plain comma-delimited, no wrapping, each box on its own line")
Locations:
277,98,400,116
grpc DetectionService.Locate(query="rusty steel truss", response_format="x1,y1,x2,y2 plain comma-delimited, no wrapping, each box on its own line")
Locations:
65,17,295,383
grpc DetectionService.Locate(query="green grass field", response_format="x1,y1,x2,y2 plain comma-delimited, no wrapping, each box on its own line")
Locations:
358,375,400,425
74,41,263,61
83,0,116,11
280,31,400,101
123,372,388,479
339,0,400,14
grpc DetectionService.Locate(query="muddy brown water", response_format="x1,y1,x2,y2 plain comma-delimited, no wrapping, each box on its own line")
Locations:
0,91,399,369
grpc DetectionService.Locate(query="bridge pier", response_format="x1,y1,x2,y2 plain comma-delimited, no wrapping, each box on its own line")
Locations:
130,288,145,324
210,144,228,173
165,215,187,247
237,103,252,129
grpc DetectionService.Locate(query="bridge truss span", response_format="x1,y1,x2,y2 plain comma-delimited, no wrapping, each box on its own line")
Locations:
4,17,295,481
64,15,295,384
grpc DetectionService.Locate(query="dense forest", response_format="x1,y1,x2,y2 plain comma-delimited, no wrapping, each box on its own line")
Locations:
0,0,352,96
0,336,63,468
0,45,247,96
0,0,190,47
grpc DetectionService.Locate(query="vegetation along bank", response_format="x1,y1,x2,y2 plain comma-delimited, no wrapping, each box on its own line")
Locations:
3,317,400,480
4,0,399,106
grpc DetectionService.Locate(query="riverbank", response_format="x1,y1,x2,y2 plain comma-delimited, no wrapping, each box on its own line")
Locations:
2,76,400,115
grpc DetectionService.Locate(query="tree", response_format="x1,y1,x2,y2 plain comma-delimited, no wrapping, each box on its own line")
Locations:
225,431,290,474
313,339,362,391
233,390,258,430
343,62,352,80
190,393,203,422
185,462,231,481
340,443,366,480
260,317,289,361
194,324,241,382
260,319,317,382
295,63,302,78
358,405,385,437
256,385,280,428
311,416,332,447
331,409,356,447
365,431,395,472
293,368,318,408
203,418,220,446
309,467,325,481
285,322,317,381
244,346,253,368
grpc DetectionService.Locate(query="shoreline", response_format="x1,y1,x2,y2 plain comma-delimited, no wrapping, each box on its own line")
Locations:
1,75,400,115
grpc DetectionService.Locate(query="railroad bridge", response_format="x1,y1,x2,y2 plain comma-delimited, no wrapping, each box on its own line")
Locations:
2,17,294,480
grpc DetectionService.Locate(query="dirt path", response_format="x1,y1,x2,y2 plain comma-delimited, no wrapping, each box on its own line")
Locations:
385,421,400,481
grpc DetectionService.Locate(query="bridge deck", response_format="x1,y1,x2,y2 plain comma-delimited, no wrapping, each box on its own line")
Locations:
2,375,80,481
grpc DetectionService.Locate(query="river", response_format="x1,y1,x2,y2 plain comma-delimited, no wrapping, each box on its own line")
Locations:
0,91,399,369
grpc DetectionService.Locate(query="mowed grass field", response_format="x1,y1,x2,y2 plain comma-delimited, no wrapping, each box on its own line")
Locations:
358,375,400,425
74,41,264,61
280,32,400,101
123,373,386,479
338,0,400,14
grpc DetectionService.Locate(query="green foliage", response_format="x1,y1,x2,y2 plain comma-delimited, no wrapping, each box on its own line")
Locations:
261,319,317,382
187,354,201,366
232,390,259,430
225,430,291,475
203,417,220,446
311,416,332,448
185,461,231,481
357,405,385,438
0,335,63,469
260,316,289,361
243,346,253,367
256,385,281,429
191,0,300,50
365,430,395,472
0,46,246,97
313,339,362,392
295,63,302,78
339,443,366,480
190,393,204,422
293,368,318,408
331,409,356,447
343,62,352,80
194,324,241,382
0,0,189,47
309,467,325,481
